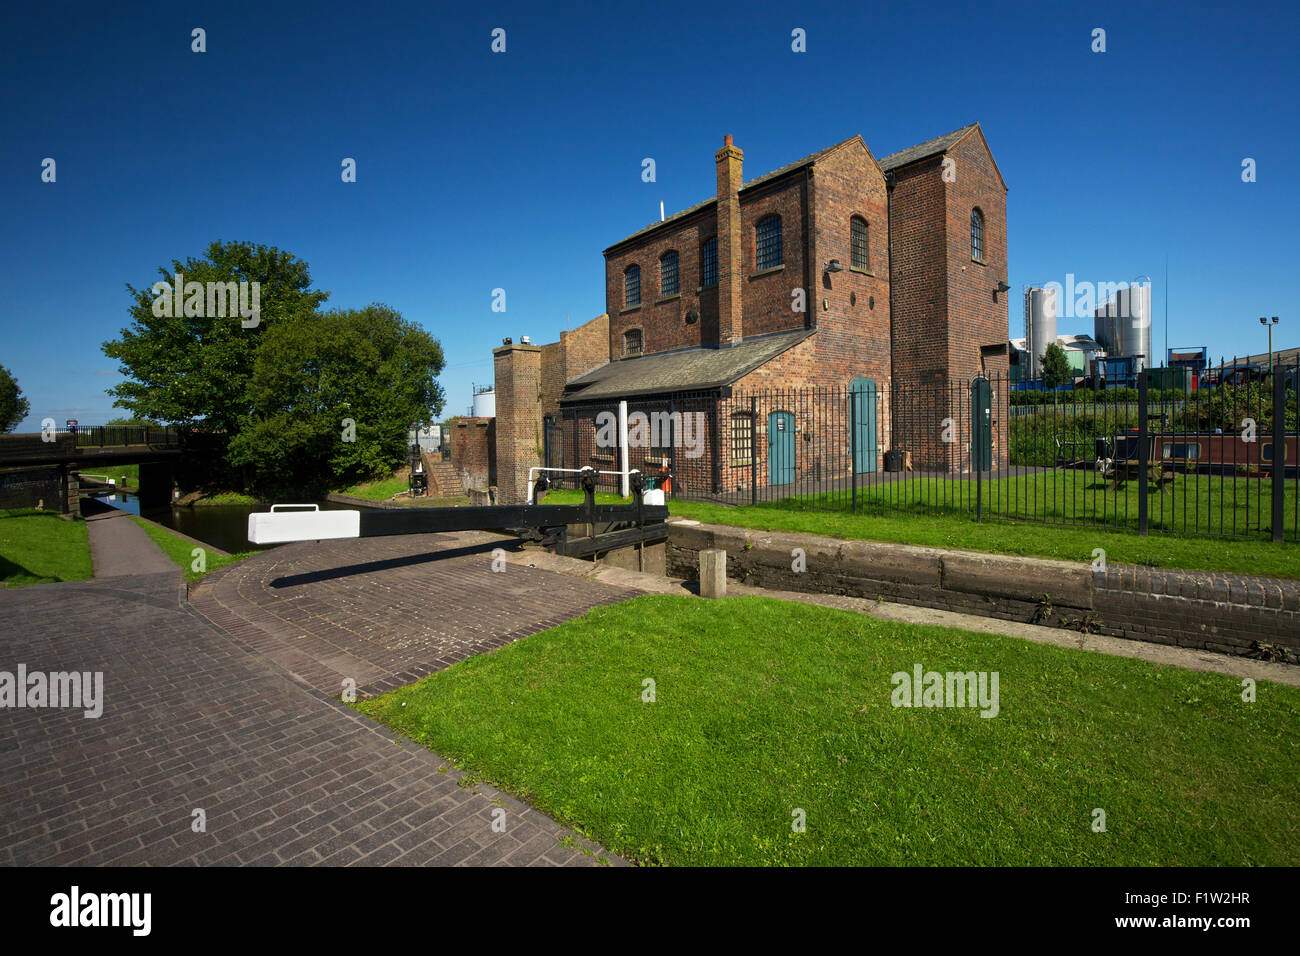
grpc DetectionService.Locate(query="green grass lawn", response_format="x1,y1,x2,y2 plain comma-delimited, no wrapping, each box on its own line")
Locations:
355,595,1300,866
189,490,262,507
0,509,93,587
335,474,411,500
541,488,1300,579
129,516,253,582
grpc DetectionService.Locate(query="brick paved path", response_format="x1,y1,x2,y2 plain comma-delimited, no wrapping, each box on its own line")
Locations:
0,566,624,866
190,531,637,697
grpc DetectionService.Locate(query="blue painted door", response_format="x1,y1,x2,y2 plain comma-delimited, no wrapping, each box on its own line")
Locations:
768,411,795,485
850,377,878,473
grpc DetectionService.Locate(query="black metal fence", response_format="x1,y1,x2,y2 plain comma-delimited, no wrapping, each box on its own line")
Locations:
544,361,1299,542
67,425,181,448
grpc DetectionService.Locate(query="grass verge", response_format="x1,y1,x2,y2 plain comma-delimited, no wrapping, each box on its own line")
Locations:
129,516,254,582
0,509,93,587
335,474,411,500
355,594,1300,866
540,489,1299,579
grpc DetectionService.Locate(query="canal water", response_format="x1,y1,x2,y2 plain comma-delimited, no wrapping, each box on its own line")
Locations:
91,492,360,554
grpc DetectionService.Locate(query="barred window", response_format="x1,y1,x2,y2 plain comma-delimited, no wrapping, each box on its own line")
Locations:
700,236,718,288
624,264,641,307
755,215,782,271
660,251,679,297
730,412,753,465
850,216,869,270
623,328,642,357
970,208,984,262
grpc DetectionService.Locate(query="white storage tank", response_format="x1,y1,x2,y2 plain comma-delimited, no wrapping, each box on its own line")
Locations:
1024,286,1059,379
472,389,496,418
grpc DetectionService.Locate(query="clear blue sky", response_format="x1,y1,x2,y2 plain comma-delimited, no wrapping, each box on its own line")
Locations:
2,0,1296,429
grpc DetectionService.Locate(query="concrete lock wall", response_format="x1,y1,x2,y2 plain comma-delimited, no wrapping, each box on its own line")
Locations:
666,521,1300,661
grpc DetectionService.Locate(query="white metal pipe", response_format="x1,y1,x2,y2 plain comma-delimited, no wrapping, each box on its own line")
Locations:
618,400,629,498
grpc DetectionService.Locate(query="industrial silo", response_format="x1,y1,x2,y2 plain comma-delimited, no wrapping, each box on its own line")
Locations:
1094,281,1152,371
1093,296,1118,356
1024,286,1059,379
1116,282,1152,371
472,389,496,418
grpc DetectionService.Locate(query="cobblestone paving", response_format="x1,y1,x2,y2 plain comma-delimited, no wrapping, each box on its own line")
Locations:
0,563,626,866
190,531,637,697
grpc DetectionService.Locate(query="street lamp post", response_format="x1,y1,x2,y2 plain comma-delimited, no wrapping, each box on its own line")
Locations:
1259,316,1280,373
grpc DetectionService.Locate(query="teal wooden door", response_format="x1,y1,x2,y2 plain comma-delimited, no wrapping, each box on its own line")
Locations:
768,411,795,485
850,377,878,473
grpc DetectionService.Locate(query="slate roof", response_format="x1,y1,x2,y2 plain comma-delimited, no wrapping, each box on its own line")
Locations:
560,329,816,403
877,123,978,171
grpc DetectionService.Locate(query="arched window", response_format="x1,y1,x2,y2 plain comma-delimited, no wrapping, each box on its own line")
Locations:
755,215,783,271
700,236,718,288
970,208,985,262
623,328,642,357
660,251,679,297
624,264,641,307
850,216,869,270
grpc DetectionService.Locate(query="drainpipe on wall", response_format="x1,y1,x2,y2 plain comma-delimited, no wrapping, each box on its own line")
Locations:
884,168,896,383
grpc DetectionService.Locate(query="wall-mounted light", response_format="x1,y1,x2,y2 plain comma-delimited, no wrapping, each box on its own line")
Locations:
994,280,1011,302
502,337,513,345
825,259,844,273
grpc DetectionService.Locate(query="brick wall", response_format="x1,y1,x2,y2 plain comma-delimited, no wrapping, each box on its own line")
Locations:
944,129,1009,385
448,417,496,490
0,466,63,511
888,156,950,386
808,140,892,391
540,313,610,422
492,343,542,505
605,207,719,358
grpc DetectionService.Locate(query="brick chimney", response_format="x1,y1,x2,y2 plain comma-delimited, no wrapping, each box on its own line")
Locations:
715,134,743,346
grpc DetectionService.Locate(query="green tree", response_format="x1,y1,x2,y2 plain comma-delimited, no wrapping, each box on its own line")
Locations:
1041,342,1073,389
226,304,445,495
0,365,31,432
102,241,329,434
1174,382,1297,434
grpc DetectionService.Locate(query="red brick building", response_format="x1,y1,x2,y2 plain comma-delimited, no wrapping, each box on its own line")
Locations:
496,125,1011,503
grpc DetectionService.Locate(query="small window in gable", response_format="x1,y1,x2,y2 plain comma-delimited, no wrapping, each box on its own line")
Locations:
850,216,869,270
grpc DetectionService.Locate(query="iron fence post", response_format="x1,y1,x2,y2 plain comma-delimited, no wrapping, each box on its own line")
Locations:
1138,371,1149,535
850,386,858,513
1273,368,1285,543
750,396,758,506
975,397,982,524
